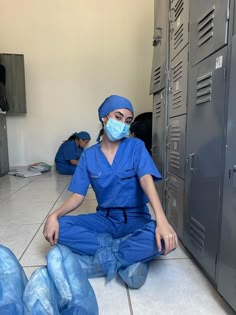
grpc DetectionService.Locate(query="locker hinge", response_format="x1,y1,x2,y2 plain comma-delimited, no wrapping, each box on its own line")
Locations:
167,69,171,82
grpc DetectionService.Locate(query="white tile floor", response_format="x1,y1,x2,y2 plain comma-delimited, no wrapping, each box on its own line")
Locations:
0,171,235,315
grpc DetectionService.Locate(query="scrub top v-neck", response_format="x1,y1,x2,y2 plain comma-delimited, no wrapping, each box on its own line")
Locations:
68,138,162,211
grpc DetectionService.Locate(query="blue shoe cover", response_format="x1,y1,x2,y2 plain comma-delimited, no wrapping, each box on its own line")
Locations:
0,244,27,315
75,254,105,278
118,262,149,289
47,245,98,315
61,305,93,315
23,267,60,315
0,303,18,315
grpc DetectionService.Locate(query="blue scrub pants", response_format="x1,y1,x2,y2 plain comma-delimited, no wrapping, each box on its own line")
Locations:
58,209,164,283
56,163,76,175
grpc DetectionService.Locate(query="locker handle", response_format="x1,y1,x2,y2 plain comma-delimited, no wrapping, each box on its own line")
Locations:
231,165,236,188
189,153,198,173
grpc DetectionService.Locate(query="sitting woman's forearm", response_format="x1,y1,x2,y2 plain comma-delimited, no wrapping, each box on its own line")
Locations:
51,193,85,218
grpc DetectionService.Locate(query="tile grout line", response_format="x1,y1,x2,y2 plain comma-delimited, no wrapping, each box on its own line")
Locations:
0,178,35,204
19,182,70,263
126,285,134,315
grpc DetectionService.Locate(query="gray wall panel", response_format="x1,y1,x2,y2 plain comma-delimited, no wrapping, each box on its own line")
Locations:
0,113,9,176
0,54,26,114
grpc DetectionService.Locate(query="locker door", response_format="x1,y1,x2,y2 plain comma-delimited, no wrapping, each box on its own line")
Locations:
0,113,9,176
169,46,188,118
170,0,189,61
217,35,236,313
189,0,229,67
150,0,168,94
167,114,186,179
0,54,26,114
166,172,184,239
184,47,227,282
152,90,166,203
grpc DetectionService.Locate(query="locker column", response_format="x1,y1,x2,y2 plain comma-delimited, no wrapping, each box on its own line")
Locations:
184,0,230,283
166,0,189,241
217,1,236,311
150,0,169,207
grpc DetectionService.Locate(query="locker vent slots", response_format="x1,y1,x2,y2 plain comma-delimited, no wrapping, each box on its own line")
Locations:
170,122,181,169
154,99,161,118
173,60,183,109
168,178,178,228
196,72,213,105
153,66,161,85
190,216,205,252
174,0,184,50
197,6,215,47
174,0,184,21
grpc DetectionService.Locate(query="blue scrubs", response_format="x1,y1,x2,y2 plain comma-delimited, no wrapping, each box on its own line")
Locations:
58,138,164,280
55,140,83,175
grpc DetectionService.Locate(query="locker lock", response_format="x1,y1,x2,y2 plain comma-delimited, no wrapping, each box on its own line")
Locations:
229,165,236,188
229,165,236,177
152,27,162,46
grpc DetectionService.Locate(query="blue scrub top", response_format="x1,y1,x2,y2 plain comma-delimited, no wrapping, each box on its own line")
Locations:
68,138,162,210
55,140,83,166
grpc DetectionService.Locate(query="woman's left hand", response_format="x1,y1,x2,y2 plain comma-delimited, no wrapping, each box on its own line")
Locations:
155,220,178,255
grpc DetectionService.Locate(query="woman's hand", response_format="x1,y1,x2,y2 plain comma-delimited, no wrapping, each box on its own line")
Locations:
155,219,178,255
43,213,59,246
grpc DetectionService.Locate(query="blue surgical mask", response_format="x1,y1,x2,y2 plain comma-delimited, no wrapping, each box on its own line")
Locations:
104,118,130,141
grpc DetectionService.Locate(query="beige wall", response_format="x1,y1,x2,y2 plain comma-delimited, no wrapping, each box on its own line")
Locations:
0,0,154,167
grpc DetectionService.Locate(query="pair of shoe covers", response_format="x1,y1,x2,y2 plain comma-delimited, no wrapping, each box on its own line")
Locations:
0,244,98,315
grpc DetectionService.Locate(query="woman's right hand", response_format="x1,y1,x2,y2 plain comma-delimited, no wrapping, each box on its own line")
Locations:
43,213,59,246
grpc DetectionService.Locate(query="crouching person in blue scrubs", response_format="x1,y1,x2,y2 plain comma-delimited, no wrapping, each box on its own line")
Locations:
55,131,91,175
44,95,178,289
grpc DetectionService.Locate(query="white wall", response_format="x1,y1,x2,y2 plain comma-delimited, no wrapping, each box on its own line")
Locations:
0,0,154,167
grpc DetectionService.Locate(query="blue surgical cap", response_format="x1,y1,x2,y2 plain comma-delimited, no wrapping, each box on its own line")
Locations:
98,95,134,122
74,131,91,140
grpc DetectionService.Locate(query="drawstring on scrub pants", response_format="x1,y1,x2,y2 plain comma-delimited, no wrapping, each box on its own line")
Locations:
105,208,128,224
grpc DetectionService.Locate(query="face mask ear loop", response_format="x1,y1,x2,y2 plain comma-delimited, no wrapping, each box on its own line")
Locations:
96,120,105,143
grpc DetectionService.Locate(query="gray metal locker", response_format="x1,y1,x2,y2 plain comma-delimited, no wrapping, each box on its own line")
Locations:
170,0,189,61
167,114,186,179
189,0,229,67
0,54,26,114
166,172,184,239
150,0,168,94
152,90,166,204
184,47,227,282
169,46,188,118
0,113,9,176
216,34,236,313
